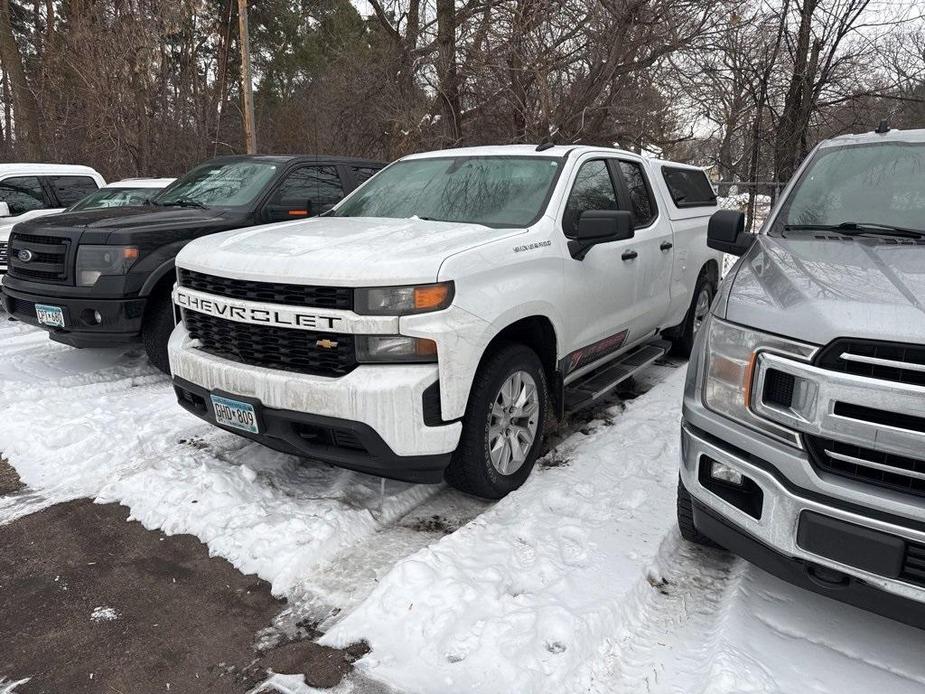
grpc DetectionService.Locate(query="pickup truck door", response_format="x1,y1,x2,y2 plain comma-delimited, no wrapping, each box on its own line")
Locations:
558,157,642,359
613,158,673,341
261,164,347,223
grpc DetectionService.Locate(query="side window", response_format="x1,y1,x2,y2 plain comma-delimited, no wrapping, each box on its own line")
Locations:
47,175,100,206
0,176,45,216
563,160,619,237
661,167,717,208
618,161,657,227
351,166,380,185
270,166,344,214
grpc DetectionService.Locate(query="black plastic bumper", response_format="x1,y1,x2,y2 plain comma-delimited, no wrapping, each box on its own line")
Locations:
692,499,925,630
173,376,451,484
1,285,145,347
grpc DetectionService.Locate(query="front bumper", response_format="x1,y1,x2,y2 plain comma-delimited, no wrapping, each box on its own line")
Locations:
2,284,145,346
168,323,462,482
681,419,925,628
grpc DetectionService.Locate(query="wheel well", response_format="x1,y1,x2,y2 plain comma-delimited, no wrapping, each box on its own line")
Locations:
702,259,720,288
143,271,176,323
480,316,558,393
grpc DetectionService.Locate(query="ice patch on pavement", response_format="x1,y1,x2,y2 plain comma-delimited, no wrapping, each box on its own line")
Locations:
0,678,30,694
90,606,120,623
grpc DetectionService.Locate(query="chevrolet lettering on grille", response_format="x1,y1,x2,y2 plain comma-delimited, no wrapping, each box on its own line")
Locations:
175,287,343,331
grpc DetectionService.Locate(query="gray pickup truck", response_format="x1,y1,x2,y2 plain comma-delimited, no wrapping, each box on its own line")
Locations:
677,126,925,628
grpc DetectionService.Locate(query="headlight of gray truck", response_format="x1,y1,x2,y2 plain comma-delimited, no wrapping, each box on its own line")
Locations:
702,317,812,447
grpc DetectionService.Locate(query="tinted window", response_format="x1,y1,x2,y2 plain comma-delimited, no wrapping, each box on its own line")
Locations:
351,166,380,185
334,157,562,229
619,161,657,226
270,166,344,214
47,175,99,206
563,160,619,236
662,167,717,207
0,176,45,216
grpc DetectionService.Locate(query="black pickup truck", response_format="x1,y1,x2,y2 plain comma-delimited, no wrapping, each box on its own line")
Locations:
1,154,384,371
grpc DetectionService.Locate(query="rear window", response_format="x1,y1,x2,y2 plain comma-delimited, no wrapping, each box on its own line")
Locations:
47,175,100,206
661,167,717,208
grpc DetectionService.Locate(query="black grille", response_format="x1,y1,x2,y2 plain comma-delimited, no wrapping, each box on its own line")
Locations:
763,369,795,408
183,309,356,377
902,543,925,588
178,268,353,310
806,436,925,499
0,242,8,267
817,338,925,388
8,232,69,282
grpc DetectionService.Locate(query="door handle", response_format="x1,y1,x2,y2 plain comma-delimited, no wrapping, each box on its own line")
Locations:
660,241,673,251
621,250,638,261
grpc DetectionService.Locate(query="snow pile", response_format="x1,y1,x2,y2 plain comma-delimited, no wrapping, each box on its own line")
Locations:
90,606,120,623
322,371,689,693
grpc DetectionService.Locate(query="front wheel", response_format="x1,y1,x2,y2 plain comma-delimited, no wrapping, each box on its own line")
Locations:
143,290,175,374
671,274,714,358
445,343,548,499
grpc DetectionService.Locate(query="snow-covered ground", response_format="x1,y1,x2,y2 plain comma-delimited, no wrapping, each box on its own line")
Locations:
2,318,924,693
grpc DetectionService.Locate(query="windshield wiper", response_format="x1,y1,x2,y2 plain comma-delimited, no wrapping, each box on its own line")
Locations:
157,198,207,209
784,222,924,239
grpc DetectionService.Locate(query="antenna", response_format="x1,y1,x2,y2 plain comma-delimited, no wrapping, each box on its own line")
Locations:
875,119,890,134
535,142,555,152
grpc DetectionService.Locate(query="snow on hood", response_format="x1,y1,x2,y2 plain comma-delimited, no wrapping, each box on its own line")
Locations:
725,235,925,346
177,216,524,286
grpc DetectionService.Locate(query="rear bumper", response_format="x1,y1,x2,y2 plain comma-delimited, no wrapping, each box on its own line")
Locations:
681,419,925,628
1,284,145,346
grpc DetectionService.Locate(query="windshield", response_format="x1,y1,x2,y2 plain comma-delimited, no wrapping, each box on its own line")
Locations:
154,160,278,208
772,141,925,235
333,156,562,228
68,187,159,212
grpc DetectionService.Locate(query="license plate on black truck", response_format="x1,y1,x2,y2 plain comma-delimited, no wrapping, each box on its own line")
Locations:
210,394,259,434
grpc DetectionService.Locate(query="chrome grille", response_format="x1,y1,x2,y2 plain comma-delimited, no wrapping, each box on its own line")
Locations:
817,338,925,388
806,437,925,499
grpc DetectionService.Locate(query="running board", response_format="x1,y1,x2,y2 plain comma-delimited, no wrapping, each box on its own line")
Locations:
564,340,670,412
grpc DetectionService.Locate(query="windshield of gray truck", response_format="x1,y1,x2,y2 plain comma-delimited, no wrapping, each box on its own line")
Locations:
332,156,562,228
773,141,925,237
154,160,278,208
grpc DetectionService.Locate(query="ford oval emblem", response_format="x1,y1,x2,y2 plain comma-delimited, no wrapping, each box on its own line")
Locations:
17,249,33,263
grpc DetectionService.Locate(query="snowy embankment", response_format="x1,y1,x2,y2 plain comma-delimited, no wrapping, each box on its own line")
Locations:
2,318,925,694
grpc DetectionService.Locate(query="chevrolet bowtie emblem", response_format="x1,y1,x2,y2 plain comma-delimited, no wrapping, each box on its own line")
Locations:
316,338,339,349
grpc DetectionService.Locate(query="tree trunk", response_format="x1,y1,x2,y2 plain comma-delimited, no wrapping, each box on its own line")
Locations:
0,0,43,159
435,0,461,145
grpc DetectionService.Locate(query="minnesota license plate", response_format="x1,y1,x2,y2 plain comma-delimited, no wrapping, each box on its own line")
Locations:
210,394,259,434
35,303,65,328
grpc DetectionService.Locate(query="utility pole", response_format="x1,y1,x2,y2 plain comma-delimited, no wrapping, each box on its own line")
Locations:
237,0,257,154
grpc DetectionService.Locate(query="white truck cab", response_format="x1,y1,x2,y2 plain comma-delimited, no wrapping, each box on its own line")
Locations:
0,163,106,273
169,145,722,497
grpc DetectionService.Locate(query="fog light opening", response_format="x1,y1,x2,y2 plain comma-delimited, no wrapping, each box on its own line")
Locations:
80,308,103,326
711,461,744,486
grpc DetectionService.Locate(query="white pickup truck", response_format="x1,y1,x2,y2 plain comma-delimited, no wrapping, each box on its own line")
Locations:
169,145,722,498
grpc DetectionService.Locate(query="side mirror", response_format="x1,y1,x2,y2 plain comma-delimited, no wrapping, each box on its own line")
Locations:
708,210,754,256
569,210,634,260
0,202,10,218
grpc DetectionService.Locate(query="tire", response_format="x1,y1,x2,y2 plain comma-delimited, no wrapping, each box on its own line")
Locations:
677,477,720,548
670,272,715,358
445,343,548,499
143,289,175,374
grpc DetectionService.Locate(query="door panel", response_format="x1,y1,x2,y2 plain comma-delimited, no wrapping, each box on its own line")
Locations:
559,158,640,355
615,159,673,339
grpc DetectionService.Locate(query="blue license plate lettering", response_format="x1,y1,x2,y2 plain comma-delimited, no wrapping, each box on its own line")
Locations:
210,395,259,434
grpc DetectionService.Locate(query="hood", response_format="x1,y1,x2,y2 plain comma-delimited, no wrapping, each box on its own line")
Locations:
725,234,925,346
13,205,231,241
177,216,524,285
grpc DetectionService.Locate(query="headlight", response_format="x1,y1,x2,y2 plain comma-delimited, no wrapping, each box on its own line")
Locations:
354,282,454,315
356,335,437,363
76,245,139,287
702,317,814,447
